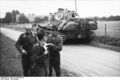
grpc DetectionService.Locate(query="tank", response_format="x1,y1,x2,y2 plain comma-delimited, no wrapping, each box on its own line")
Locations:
37,8,98,42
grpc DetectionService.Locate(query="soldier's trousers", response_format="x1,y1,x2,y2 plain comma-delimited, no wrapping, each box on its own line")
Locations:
22,54,31,76
49,52,61,76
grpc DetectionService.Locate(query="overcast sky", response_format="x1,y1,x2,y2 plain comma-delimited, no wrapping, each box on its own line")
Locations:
0,0,120,18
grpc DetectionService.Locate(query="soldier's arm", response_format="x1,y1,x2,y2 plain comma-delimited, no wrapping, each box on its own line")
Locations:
15,34,24,54
52,36,63,51
35,34,38,43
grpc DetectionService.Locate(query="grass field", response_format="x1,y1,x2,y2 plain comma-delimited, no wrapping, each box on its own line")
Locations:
94,21,120,47
95,21,120,38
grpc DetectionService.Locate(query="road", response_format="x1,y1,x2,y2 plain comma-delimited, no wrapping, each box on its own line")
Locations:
0,27,120,77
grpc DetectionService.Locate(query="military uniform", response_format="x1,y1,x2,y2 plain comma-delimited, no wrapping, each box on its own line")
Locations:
47,33,63,76
15,32,37,76
30,41,49,76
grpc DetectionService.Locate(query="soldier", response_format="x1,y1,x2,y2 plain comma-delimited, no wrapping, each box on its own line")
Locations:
49,13,54,22
15,24,37,76
47,26,63,76
30,30,49,76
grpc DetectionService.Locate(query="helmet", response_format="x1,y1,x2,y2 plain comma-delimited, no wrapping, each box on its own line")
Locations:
25,24,32,30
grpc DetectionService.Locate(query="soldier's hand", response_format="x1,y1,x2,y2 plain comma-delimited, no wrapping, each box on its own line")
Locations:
21,50,27,55
33,43,39,48
48,43,54,46
46,43,55,51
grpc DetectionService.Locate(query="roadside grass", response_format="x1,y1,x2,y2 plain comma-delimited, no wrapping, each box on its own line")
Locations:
0,33,23,76
94,35,120,47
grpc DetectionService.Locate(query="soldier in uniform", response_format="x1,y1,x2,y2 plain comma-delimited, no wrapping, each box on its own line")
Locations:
30,30,49,76
47,26,63,76
15,24,37,76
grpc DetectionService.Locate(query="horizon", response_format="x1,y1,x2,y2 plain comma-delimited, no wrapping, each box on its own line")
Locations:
0,0,120,18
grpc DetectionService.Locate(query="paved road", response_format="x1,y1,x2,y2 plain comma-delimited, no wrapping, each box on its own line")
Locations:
0,27,120,77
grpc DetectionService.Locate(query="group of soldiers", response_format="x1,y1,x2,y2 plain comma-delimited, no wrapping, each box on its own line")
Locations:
15,24,63,76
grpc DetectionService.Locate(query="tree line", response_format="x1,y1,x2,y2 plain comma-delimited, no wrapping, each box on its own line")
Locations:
0,10,120,24
0,10,20,24
0,10,48,24
85,15,120,21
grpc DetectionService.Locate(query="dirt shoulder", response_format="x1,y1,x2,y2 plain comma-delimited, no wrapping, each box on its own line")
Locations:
89,41,120,52
0,33,76,77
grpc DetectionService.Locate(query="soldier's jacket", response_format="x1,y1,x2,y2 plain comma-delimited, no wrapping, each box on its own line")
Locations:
30,42,49,76
31,42,46,66
47,34,63,52
15,33,37,54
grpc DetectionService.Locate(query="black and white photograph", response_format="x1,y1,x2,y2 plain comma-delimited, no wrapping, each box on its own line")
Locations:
0,0,120,78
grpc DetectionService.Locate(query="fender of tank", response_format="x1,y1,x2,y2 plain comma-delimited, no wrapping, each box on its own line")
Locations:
57,20,97,31
59,21,79,31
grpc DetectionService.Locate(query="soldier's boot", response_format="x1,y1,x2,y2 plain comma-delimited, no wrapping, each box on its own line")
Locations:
48,64,53,76
54,64,61,77
44,67,49,76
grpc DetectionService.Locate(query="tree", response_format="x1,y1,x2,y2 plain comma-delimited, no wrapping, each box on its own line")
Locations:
93,16,99,21
107,15,120,21
43,16,48,21
100,16,107,21
18,14,29,23
34,17,43,23
0,18,2,23
114,16,120,21
0,18,5,23
11,10,20,23
4,12,12,23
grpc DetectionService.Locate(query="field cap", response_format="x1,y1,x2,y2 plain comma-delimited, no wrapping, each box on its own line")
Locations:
25,24,32,30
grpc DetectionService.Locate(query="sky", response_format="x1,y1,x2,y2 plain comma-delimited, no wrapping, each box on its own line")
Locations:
0,0,120,18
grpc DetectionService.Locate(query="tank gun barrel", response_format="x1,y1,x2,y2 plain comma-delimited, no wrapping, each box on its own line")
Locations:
38,24,53,31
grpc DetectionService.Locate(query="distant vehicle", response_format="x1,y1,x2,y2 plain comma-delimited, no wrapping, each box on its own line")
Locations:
36,8,98,42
